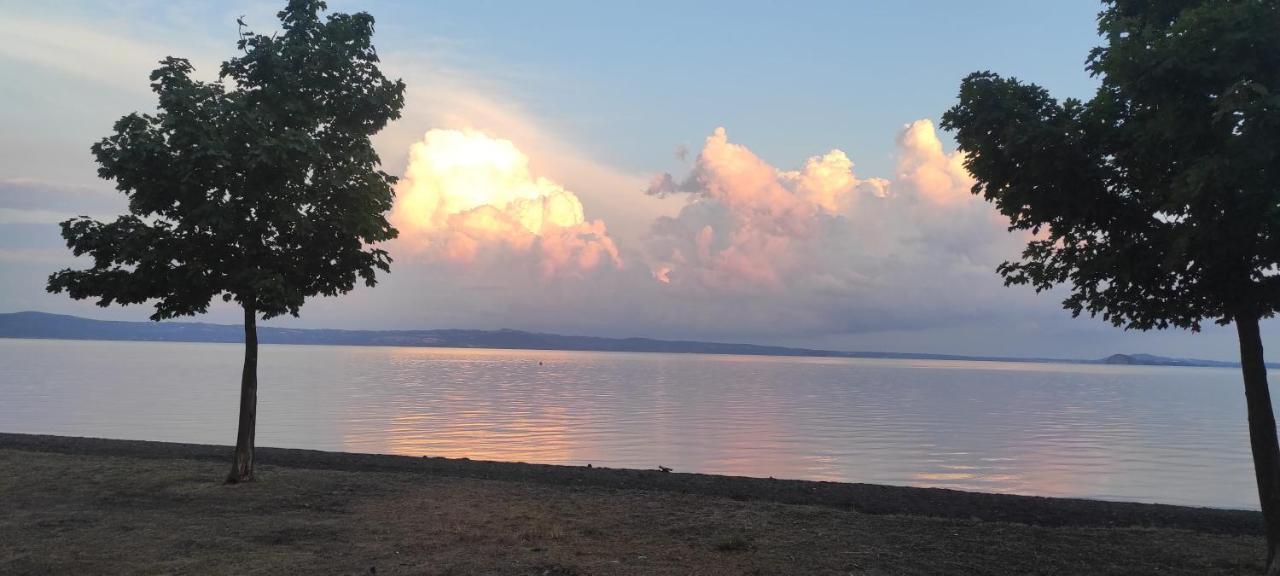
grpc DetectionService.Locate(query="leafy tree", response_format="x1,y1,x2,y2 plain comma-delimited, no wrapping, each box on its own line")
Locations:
942,0,1280,571
47,0,405,483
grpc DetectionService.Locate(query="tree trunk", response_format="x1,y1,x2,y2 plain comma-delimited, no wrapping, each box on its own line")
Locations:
1237,315,1280,576
227,303,259,484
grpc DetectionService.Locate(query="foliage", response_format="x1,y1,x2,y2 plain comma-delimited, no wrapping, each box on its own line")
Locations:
941,0,1280,330
48,0,406,320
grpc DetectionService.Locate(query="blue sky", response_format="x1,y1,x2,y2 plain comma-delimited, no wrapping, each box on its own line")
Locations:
1,1,1104,183
0,1,1267,361
395,1,1103,176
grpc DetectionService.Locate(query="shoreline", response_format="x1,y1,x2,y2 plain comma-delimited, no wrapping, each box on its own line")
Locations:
0,432,1261,535
0,334,1098,367
1,432,1265,575
2,312,1253,368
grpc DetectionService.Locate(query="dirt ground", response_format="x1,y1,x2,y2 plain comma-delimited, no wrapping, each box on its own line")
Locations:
0,439,1267,575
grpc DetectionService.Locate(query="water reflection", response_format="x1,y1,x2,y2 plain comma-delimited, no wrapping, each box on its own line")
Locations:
0,338,1266,509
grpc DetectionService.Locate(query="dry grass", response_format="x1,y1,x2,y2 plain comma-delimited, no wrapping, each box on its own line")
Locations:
0,449,1264,575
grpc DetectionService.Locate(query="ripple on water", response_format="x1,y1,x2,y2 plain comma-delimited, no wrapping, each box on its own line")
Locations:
0,339,1268,509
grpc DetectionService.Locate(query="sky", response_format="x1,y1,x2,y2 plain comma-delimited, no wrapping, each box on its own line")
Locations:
0,0,1269,361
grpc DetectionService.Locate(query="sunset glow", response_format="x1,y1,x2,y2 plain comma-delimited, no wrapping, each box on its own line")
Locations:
4,2,1274,573
391,129,621,276
2,2,1253,362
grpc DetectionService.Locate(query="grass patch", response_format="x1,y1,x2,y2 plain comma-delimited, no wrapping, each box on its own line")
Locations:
0,447,1266,575
713,535,753,552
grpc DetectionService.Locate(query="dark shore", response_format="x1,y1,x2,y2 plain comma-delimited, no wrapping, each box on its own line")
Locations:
0,433,1266,575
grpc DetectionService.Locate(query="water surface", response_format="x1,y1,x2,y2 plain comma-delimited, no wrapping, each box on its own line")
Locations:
0,338,1265,509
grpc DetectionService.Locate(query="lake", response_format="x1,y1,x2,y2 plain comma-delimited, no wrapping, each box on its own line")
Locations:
0,338,1267,510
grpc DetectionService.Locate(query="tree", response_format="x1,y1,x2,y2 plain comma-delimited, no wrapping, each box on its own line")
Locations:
47,0,405,484
942,0,1280,571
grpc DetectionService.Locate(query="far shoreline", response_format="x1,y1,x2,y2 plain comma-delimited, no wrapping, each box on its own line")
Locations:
0,335,1253,373
1,310,1256,368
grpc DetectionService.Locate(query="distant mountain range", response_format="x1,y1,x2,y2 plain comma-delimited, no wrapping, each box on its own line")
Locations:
0,311,1253,368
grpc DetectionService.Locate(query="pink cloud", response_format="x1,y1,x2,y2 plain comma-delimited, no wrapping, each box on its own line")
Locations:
391,129,621,278
642,120,1014,300
644,127,887,289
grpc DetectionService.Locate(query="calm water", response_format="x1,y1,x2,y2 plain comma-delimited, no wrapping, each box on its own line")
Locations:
0,338,1268,509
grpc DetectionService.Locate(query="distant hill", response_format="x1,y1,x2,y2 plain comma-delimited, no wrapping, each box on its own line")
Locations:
1101,353,1241,368
0,311,992,360
0,311,1250,367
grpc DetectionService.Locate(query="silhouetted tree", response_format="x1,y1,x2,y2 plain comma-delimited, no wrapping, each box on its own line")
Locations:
48,0,405,483
943,0,1280,571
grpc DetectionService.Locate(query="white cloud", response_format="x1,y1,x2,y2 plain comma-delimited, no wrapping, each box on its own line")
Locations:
391,129,621,278
374,53,682,249
895,119,975,204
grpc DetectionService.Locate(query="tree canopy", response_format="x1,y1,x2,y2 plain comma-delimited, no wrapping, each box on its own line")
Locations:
48,0,406,321
944,2,1280,571
941,0,1280,330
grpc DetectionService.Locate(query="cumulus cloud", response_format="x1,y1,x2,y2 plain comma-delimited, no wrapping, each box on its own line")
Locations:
366,124,1005,340
628,120,1033,342
373,54,681,248
895,119,974,204
643,127,893,289
390,129,621,278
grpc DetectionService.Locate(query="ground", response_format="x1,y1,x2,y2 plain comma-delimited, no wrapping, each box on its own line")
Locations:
0,435,1267,575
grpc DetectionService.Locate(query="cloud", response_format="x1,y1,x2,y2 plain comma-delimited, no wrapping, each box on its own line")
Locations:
372,120,1029,346
391,129,621,278
0,4,1259,360
0,14,222,95
374,54,682,249
895,119,974,204
643,127,891,289
0,179,126,219
631,120,1031,340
